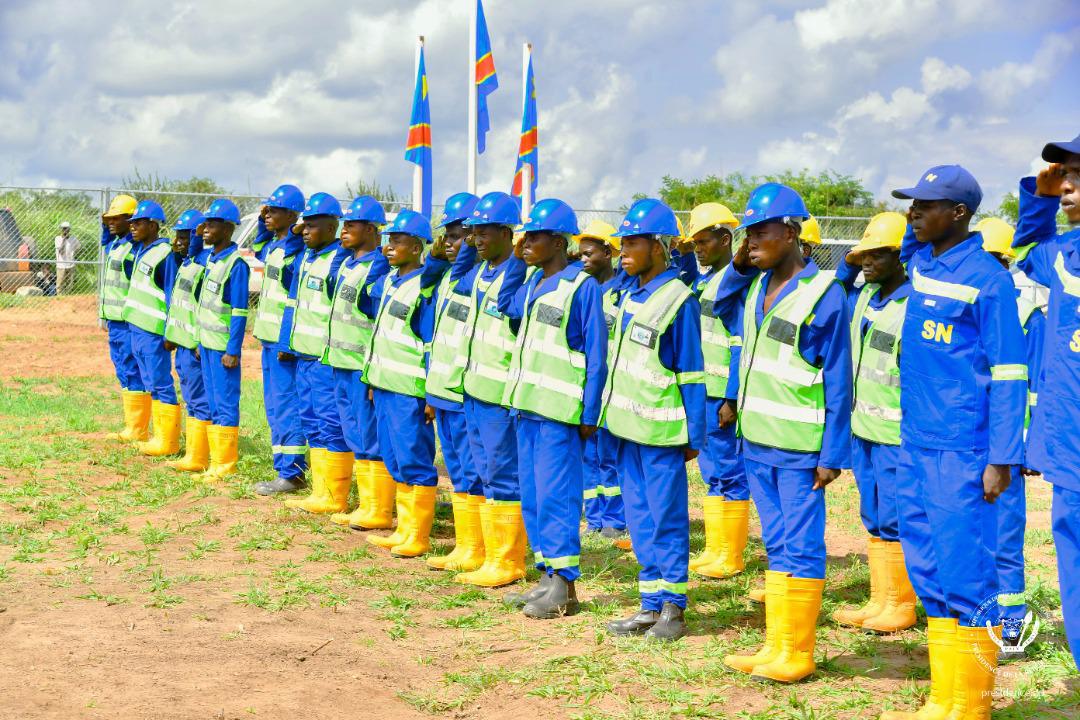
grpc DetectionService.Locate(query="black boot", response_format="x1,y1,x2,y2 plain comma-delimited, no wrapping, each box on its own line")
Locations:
644,602,686,642
254,475,306,496
503,573,552,608
523,574,580,619
607,609,660,636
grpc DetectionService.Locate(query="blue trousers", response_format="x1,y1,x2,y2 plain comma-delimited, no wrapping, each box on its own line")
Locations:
295,358,347,451
995,467,1027,635
517,417,585,581
262,347,307,479
618,439,689,610
373,388,437,486
436,408,481,495
464,395,519,502
699,397,749,499
744,457,827,579
129,325,178,404
175,347,210,422
200,347,241,426
584,427,626,530
851,436,901,541
106,320,144,391
1052,485,1080,669
334,367,379,460
897,445,998,627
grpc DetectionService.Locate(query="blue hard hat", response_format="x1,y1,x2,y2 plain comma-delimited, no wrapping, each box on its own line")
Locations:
523,198,580,235
302,192,343,219
1042,132,1080,163
891,165,982,213
613,198,679,237
130,199,166,224
264,184,305,213
462,191,521,227
383,209,433,243
173,209,205,232
738,183,810,230
205,198,241,225
438,192,480,228
343,195,387,225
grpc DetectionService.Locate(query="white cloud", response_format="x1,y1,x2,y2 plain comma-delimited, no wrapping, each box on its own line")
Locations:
921,57,973,95
836,87,937,128
979,33,1076,109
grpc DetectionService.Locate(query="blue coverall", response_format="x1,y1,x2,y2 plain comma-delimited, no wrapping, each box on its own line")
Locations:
128,238,179,404
101,229,144,392
199,244,250,427
174,236,211,422
1013,174,1080,664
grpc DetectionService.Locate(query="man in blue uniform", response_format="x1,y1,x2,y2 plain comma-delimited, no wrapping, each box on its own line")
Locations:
1012,132,1080,670
880,166,1026,719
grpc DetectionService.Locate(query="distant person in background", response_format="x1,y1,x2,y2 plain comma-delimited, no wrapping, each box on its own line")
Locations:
55,221,79,294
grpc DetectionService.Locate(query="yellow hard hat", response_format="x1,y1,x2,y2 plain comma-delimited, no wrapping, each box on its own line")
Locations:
799,216,822,246
577,220,620,251
685,202,738,239
976,217,1016,260
848,212,906,259
103,194,138,218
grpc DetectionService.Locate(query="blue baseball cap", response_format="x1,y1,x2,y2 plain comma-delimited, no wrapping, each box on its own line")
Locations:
1042,132,1080,163
891,164,982,212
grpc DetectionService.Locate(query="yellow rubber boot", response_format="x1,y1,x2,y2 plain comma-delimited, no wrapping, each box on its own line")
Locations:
285,449,327,509
427,493,472,570
455,502,526,588
725,570,789,673
750,575,824,683
138,401,183,456
748,579,767,603
200,425,239,481
942,625,999,720
452,494,487,571
690,496,725,572
193,425,220,482
166,417,210,472
352,461,396,529
698,499,750,578
117,391,152,442
834,537,887,627
862,541,917,633
392,485,437,557
331,460,372,526
295,450,352,514
368,484,412,549
880,617,957,720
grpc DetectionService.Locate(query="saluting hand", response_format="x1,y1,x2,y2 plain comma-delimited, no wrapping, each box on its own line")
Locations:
732,234,751,271
812,466,840,491
982,463,1011,503
1036,163,1065,197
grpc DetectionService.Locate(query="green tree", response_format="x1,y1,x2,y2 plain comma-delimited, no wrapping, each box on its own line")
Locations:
120,169,229,196
995,192,1020,223
344,179,401,206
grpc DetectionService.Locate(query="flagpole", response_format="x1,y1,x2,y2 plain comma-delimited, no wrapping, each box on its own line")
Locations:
467,1,478,194
520,42,533,218
413,36,425,214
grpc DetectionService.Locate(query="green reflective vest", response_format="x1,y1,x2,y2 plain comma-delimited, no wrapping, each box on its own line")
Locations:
850,284,906,446
289,249,336,357
737,269,834,453
122,241,173,335
323,258,377,371
1018,296,1041,428
504,270,590,424
698,267,740,399
427,272,472,404
100,240,133,321
253,244,300,345
601,277,695,447
197,249,246,352
364,271,429,398
462,263,519,405
164,260,205,349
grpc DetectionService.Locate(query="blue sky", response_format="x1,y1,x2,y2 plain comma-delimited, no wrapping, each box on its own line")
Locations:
1,0,1078,213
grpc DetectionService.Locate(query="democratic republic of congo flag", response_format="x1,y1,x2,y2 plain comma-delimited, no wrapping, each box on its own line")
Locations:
511,53,538,199
475,0,498,154
405,46,432,219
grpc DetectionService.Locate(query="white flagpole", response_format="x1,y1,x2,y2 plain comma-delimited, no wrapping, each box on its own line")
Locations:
520,42,533,218
467,1,478,194
413,36,425,214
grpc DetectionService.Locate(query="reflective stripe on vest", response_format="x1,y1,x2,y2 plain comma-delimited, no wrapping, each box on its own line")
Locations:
737,270,834,453
100,241,133,321
164,260,205,349
601,278,693,447
698,267,736,398
289,250,336,357
462,264,518,405
504,271,589,424
253,245,300,343
1018,295,1041,429
363,271,428,398
122,242,173,335
323,259,376,370
197,250,245,352
1054,251,1080,297
849,283,906,445
427,272,471,404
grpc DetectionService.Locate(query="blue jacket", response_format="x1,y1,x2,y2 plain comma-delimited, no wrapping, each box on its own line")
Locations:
202,243,250,357
1013,176,1080,488
670,248,700,287
696,266,742,401
900,229,1026,464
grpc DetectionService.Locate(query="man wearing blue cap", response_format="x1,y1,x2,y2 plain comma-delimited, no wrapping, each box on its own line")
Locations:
1012,133,1080,671
877,166,1026,720
123,200,182,457
713,183,851,683
252,185,310,495
195,199,250,481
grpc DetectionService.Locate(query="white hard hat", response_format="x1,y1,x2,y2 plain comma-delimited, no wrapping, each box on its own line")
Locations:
60,221,71,228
